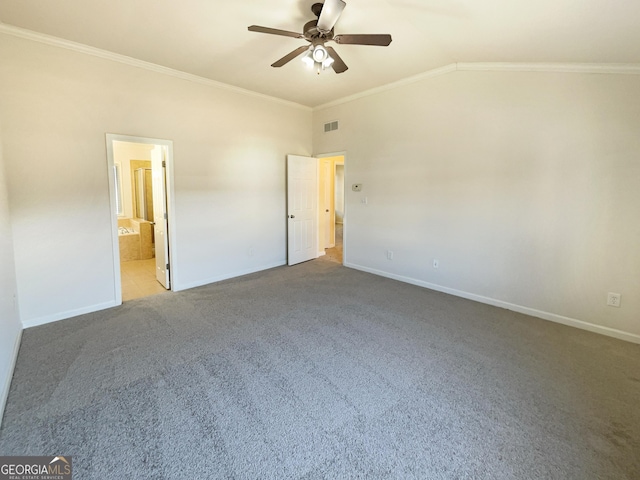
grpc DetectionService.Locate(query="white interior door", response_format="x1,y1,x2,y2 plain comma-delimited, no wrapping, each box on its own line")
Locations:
151,145,170,288
287,155,318,266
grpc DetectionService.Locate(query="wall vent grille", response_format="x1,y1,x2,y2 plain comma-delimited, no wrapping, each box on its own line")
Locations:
324,121,339,133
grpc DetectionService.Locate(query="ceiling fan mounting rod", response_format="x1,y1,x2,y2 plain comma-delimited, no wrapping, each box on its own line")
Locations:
311,3,324,18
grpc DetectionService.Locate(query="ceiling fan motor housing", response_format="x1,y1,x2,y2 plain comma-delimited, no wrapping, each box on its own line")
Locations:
303,20,334,42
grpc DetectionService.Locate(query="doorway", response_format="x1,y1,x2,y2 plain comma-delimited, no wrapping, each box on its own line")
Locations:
318,154,345,264
106,134,175,303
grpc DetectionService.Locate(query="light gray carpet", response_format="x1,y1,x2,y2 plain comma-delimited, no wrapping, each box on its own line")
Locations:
1,259,639,479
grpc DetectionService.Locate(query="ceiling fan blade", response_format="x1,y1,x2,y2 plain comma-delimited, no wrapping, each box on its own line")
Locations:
325,46,348,73
271,46,310,67
248,25,304,39
334,34,393,46
317,0,346,32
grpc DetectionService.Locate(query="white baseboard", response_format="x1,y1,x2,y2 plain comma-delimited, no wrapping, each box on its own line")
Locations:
22,261,287,326
22,300,119,329
0,328,23,428
345,262,640,345
174,261,287,292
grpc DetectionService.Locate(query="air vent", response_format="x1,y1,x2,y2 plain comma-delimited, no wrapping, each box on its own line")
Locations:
324,121,339,133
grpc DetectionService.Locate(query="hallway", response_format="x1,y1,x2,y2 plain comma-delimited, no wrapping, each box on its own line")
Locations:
324,223,343,264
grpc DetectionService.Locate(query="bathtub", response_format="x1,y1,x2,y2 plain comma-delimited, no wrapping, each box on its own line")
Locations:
118,218,154,261
118,228,141,262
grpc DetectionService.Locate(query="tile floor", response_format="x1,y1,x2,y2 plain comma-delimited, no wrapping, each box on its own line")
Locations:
121,225,342,301
120,258,168,301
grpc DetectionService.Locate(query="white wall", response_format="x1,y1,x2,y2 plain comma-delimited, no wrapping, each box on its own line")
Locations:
1,28,638,345
0,34,312,327
0,127,23,423
313,70,640,341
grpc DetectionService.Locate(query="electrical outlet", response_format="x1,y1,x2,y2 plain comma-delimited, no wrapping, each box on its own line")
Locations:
361,196,368,204
433,259,439,269
386,250,394,260
248,246,254,257
607,292,621,307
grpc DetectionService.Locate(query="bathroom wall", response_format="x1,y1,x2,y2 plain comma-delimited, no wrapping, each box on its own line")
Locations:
113,141,153,219
0,32,312,327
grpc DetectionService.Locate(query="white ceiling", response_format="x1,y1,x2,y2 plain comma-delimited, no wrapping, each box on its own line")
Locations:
1,0,640,107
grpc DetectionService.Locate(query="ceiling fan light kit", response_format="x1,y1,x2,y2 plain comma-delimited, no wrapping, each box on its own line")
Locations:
248,0,392,74
313,45,329,63
304,44,335,74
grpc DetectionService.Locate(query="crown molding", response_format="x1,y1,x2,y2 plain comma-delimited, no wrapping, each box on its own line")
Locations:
0,23,311,112
3,23,639,112
457,62,640,75
314,61,640,111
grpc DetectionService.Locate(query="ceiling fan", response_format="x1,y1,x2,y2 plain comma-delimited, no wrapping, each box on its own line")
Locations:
248,0,392,74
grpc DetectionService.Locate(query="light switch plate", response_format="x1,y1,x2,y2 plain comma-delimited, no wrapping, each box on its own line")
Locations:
352,184,362,192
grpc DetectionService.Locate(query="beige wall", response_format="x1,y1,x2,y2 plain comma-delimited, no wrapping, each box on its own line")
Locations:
0,126,23,422
313,70,640,340
0,34,312,326
335,164,345,224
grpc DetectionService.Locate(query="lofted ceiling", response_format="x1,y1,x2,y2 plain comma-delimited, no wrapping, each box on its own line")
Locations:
1,0,640,107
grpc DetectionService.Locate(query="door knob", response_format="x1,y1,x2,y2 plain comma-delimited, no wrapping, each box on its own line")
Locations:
326,209,329,212
289,215,295,219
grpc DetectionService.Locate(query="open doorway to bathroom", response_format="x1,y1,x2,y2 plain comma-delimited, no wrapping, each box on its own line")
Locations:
106,134,174,303
318,154,345,264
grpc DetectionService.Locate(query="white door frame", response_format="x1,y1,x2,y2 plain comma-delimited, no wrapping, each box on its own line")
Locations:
150,145,171,289
105,133,177,304
315,151,347,264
